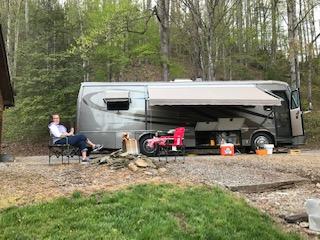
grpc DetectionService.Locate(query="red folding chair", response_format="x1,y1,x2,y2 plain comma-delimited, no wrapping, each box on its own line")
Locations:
156,127,186,163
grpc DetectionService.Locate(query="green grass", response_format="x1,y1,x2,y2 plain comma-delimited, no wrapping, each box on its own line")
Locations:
0,184,301,240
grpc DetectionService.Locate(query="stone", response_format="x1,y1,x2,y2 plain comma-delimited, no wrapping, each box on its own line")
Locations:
127,155,136,160
143,158,157,168
316,183,320,189
120,152,129,157
0,154,14,163
98,156,110,164
144,171,153,176
303,228,320,235
158,168,167,174
128,162,138,172
110,149,123,157
299,222,309,228
135,159,148,168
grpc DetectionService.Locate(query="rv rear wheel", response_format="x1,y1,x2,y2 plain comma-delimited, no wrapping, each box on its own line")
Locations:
251,132,274,151
139,134,159,157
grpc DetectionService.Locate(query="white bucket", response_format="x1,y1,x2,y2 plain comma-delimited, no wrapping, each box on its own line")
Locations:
264,144,274,155
305,199,320,232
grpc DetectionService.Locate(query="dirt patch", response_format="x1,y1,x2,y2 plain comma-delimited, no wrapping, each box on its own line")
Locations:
0,156,181,209
2,142,48,156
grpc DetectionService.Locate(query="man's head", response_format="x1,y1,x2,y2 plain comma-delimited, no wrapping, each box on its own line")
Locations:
51,113,60,124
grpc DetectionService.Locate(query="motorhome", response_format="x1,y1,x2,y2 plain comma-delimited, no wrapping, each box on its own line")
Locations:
76,80,305,156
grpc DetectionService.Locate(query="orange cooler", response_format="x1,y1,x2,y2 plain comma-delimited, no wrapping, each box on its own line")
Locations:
220,143,235,156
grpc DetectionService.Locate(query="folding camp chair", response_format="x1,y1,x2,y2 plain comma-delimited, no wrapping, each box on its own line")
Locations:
148,127,186,163
48,135,80,164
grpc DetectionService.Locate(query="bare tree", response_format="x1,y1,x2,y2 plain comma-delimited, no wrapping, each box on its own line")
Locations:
287,0,300,88
156,0,170,81
25,0,29,36
271,0,278,62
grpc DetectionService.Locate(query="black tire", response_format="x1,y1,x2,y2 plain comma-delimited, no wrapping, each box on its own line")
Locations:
251,132,274,151
139,134,159,157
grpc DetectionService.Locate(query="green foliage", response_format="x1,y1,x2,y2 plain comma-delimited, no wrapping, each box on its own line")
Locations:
3,1,83,141
303,112,320,146
0,184,301,239
1,0,319,143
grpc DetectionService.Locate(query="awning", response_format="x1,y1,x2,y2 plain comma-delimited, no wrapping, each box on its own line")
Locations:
148,85,281,106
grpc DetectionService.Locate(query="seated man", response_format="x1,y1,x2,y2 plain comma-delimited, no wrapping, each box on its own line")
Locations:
48,113,103,163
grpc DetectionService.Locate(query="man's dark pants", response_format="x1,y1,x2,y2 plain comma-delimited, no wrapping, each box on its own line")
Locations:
55,134,88,152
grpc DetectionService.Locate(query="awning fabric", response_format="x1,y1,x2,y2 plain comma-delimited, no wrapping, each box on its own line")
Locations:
148,85,281,106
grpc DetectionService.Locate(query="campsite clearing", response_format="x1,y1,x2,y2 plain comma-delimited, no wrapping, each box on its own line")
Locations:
1,150,320,237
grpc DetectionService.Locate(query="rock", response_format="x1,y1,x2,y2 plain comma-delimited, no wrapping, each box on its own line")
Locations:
299,222,309,228
127,154,136,160
90,157,102,164
152,160,167,169
110,149,123,157
0,154,14,163
143,158,157,168
144,171,153,176
120,152,129,157
108,158,129,168
135,159,148,168
98,156,110,164
303,228,320,235
284,212,308,223
158,168,167,174
316,183,320,188
128,162,138,172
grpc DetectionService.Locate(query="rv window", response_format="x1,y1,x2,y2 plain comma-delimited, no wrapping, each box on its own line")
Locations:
104,98,130,110
291,90,300,109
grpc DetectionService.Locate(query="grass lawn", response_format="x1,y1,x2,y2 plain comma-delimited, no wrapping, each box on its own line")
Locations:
0,184,301,240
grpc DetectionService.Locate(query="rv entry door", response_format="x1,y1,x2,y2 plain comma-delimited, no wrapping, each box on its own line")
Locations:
290,89,304,136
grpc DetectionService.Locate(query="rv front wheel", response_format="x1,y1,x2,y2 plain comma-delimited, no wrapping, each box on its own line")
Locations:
139,134,159,157
251,132,274,151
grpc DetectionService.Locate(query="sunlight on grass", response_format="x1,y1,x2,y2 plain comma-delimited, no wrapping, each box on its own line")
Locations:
0,184,301,240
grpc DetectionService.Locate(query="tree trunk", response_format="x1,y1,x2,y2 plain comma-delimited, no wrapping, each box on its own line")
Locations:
245,0,251,57
13,0,22,82
205,0,216,81
25,0,29,36
298,0,304,63
6,0,11,76
287,0,300,89
271,0,278,62
237,0,243,57
157,0,170,81
307,0,318,55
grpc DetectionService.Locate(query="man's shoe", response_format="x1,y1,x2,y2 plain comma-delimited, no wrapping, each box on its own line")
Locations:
92,144,103,152
81,157,90,164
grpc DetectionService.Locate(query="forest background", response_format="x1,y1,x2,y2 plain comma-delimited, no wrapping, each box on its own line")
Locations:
0,0,320,145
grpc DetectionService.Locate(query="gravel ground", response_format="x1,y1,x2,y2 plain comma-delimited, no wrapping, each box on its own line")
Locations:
2,151,320,238
165,156,307,187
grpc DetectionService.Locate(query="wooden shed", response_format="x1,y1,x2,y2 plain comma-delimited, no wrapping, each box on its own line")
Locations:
0,25,14,151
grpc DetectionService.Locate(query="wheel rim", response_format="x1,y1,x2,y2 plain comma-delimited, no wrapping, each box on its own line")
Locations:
253,135,270,148
142,139,157,154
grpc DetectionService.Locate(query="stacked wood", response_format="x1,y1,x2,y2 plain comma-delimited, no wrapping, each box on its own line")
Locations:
122,133,139,155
